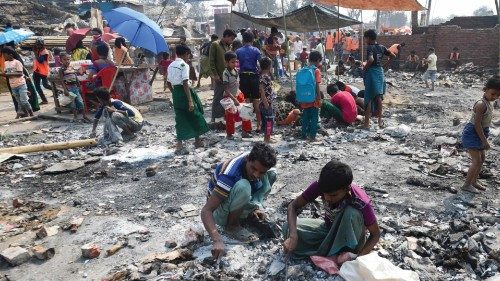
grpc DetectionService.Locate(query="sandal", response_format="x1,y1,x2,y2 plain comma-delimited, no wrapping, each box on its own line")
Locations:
224,226,259,243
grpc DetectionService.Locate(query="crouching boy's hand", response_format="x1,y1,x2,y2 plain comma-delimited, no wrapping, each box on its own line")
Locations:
212,241,225,259
250,209,266,221
283,236,298,253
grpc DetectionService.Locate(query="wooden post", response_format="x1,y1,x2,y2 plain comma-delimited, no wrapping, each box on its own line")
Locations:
361,11,364,62
337,0,340,81
281,0,293,87
0,139,97,154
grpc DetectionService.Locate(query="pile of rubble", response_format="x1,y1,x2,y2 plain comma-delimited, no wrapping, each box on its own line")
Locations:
0,0,78,35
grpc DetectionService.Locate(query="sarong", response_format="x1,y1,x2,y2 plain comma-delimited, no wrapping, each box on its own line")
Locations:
363,66,385,112
282,206,366,258
172,85,209,140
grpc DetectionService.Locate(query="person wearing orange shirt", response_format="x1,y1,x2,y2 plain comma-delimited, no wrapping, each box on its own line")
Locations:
350,32,360,60
448,47,460,69
334,31,344,61
325,31,335,65
342,33,354,62
32,38,52,104
388,42,405,71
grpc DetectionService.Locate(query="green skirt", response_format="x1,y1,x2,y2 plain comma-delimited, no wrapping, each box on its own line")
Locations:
282,206,366,258
172,85,209,140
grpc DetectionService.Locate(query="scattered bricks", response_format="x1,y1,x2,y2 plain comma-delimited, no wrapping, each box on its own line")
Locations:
106,238,128,257
81,243,101,259
145,165,159,177
32,245,55,260
36,226,59,239
1,246,30,266
12,199,24,208
69,217,84,233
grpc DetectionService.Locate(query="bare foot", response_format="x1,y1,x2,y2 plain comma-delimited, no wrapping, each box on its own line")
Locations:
461,185,480,194
472,182,486,191
194,140,204,148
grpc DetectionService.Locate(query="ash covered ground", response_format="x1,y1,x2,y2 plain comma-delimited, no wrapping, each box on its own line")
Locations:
0,68,499,281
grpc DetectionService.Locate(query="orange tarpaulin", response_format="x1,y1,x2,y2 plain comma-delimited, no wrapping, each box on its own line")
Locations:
315,0,425,11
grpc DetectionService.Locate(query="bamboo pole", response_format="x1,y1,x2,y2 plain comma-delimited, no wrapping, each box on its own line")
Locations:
0,139,97,154
337,0,340,81
281,0,293,88
361,10,364,61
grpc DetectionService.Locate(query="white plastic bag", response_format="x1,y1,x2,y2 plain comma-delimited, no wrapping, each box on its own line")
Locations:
339,252,419,281
58,92,76,107
102,111,123,145
383,124,411,138
220,97,237,113
238,103,255,120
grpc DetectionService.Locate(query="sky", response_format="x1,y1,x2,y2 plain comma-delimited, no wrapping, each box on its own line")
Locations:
208,0,498,21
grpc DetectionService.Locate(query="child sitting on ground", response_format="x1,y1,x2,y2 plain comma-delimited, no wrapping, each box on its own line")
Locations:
335,60,346,76
320,84,358,126
283,160,380,259
259,57,276,143
350,60,363,78
461,75,500,193
275,91,301,126
59,52,90,122
159,52,172,92
335,81,365,114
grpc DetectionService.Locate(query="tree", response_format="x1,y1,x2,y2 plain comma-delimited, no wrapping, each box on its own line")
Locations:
473,6,494,16
244,0,278,15
429,17,448,25
379,11,408,27
188,2,207,22
286,0,300,13
347,9,362,21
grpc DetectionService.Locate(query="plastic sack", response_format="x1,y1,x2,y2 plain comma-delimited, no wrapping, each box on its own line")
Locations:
102,111,123,145
238,103,255,120
311,252,357,275
383,124,411,138
58,92,77,106
311,256,340,275
220,97,237,113
339,252,419,281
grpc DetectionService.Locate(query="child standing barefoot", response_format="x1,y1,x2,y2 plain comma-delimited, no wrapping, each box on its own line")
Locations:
461,76,500,193
259,57,276,143
362,29,395,129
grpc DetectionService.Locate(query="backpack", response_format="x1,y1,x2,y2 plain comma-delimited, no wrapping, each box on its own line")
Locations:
201,42,211,56
295,66,317,103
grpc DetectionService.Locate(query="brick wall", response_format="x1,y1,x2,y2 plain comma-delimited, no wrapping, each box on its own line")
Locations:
376,25,500,69
438,16,498,30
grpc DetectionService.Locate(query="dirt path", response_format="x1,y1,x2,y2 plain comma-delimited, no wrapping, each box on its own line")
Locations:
0,73,499,281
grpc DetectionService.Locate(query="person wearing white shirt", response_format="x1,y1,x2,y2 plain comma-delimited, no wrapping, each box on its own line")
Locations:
423,47,438,91
167,44,209,154
292,36,303,60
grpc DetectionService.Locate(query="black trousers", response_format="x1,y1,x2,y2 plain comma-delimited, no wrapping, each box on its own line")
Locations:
32,71,52,102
